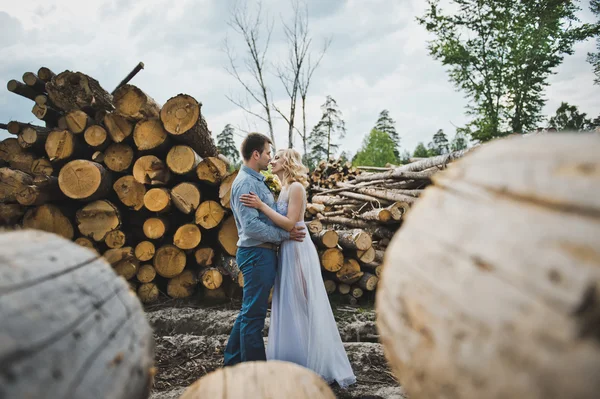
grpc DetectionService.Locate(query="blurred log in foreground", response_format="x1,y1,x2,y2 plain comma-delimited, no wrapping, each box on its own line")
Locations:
376,133,600,399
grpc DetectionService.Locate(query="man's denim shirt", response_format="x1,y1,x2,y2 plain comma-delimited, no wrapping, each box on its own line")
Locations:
231,165,290,248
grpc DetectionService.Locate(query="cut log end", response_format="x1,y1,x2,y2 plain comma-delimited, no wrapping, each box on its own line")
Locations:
135,241,156,262
171,182,201,214
22,204,74,240
143,217,168,240
194,247,215,267
143,187,171,213
133,118,168,151
133,155,171,186
173,224,202,250
137,283,159,303
196,156,228,184
195,200,225,229
137,264,157,284
166,145,201,175
76,200,121,242
58,160,111,201
105,229,126,249
113,175,146,211
218,216,239,256
154,245,186,278
167,269,197,298
201,268,223,290
113,84,160,120
104,143,134,173
320,248,344,273
45,130,76,162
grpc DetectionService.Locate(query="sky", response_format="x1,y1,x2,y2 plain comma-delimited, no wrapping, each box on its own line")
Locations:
0,0,598,157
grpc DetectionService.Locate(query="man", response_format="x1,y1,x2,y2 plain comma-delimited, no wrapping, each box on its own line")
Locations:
223,132,306,366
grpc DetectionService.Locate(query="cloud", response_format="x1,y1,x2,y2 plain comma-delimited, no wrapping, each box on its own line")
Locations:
0,0,598,158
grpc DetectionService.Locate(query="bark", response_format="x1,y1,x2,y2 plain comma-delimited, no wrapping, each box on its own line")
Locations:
160,94,218,158
58,160,112,201
0,167,33,202
0,230,153,399
46,70,114,113
357,272,378,291
18,125,52,152
31,103,61,127
7,79,38,101
0,203,26,225
337,229,372,251
377,134,600,399
22,204,74,240
318,216,371,230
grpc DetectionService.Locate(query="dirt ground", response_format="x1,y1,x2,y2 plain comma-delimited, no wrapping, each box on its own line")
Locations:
144,296,406,399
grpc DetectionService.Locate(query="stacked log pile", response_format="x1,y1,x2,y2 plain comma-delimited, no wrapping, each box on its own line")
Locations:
0,65,241,304
306,150,473,304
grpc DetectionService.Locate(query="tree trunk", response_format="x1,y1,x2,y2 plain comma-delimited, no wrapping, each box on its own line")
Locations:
319,248,344,272
104,229,126,249
0,203,26,225
356,246,376,264
132,118,170,153
132,155,171,186
167,269,197,298
219,170,239,209
45,129,82,162
218,216,239,256
307,219,323,234
311,229,338,248
0,230,153,399
195,200,225,229
75,200,121,242
18,125,52,152
22,204,74,240
336,258,363,284
22,71,47,93
46,70,114,113
65,110,91,133
113,175,146,211
136,264,156,283
143,187,171,213
306,203,326,215
143,217,169,240
311,195,362,206
104,112,133,143
195,247,215,267
377,134,600,399
58,160,112,201
178,361,336,399
171,182,201,214
173,223,202,250
154,244,187,278
160,94,218,158
137,282,159,303
83,125,110,150
216,253,241,284
7,79,38,101
351,287,364,299
359,208,393,223
113,84,160,120
337,229,372,251
201,268,224,290
0,167,33,202
166,145,201,176
30,157,53,176
338,283,351,295
323,280,337,295
16,182,64,206
134,241,155,262
196,156,228,184
357,272,378,291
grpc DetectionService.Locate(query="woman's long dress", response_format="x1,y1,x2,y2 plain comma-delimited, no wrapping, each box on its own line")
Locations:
266,183,357,388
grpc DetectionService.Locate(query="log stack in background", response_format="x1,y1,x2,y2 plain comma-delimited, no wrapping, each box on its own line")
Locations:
306,150,473,304
0,65,241,304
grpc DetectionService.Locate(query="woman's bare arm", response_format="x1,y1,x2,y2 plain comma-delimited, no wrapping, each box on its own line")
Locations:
240,183,305,232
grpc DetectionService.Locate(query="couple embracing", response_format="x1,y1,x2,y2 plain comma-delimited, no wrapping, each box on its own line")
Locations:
223,132,356,388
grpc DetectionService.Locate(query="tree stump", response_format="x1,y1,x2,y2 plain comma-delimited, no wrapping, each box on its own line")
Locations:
179,360,335,399
0,230,154,399
376,134,600,399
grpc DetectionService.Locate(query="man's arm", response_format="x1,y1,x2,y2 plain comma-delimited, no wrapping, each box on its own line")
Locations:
234,181,289,243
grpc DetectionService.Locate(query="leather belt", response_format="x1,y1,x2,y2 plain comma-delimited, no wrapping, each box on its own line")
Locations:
256,242,279,251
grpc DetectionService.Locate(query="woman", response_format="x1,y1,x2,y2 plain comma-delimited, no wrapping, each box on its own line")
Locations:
239,148,357,389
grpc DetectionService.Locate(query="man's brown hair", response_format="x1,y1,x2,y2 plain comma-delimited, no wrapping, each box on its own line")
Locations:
240,132,272,161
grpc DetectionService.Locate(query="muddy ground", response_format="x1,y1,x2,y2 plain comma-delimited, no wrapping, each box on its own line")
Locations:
144,297,405,399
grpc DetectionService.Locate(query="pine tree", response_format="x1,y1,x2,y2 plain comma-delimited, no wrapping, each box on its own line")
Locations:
308,96,346,165
217,124,240,165
413,142,429,158
353,129,398,167
450,130,468,151
374,110,400,160
428,129,449,155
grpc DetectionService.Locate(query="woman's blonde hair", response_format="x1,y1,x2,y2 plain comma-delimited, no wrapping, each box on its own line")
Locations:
277,148,309,188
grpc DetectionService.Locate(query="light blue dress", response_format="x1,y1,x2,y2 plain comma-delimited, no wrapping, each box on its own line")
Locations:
266,183,357,388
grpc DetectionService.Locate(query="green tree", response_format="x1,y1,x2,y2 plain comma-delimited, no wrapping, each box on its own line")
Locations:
308,95,346,164
399,150,411,164
374,110,400,160
413,142,429,158
417,0,594,141
353,129,398,167
217,124,240,165
587,0,600,84
548,102,592,131
450,130,469,151
428,129,449,155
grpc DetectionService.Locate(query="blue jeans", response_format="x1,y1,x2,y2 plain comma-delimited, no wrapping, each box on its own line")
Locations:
224,247,277,366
